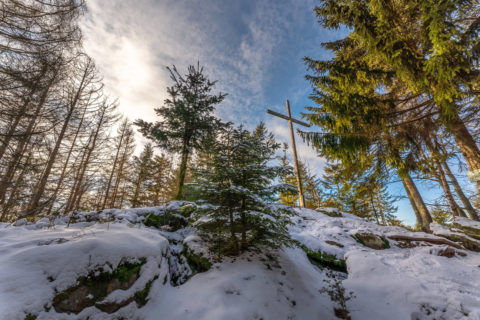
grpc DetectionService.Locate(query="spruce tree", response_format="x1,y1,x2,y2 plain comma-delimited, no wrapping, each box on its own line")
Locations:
130,144,155,208
279,144,323,209
135,63,226,200
192,123,293,255
309,0,480,193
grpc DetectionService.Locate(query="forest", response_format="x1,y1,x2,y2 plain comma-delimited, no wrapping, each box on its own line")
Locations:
1,1,480,319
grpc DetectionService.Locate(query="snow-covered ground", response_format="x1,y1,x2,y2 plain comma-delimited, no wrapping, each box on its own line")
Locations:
0,204,479,320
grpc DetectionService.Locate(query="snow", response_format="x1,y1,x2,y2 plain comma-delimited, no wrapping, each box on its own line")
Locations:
455,216,480,230
290,208,480,320
0,204,479,319
141,248,334,320
0,222,170,320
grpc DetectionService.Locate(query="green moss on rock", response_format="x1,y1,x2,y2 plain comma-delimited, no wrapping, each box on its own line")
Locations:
301,245,347,273
177,204,197,218
315,208,343,217
438,234,480,252
353,233,390,250
53,258,146,314
182,247,212,274
134,275,159,306
142,213,187,231
453,223,480,241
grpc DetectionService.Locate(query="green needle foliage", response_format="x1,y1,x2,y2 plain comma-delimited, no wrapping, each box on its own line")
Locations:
192,123,294,256
135,63,226,200
300,0,480,227
304,0,480,191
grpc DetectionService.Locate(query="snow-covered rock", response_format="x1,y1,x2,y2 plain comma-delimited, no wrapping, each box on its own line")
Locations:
0,204,479,319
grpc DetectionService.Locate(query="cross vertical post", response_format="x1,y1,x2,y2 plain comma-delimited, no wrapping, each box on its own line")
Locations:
286,100,305,208
266,100,309,208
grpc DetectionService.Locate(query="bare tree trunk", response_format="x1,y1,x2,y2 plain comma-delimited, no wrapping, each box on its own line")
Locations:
65,134,91,213
110,139,130,207
447,114,480,192
0,151,32,221
434,158,466,217
26,61,91,215
176,139,190,200
369,193,381,225
442,160,479,220
0,67,47,162
400,171,432,229
376,195,386,226
102,119,128,209
68,103,107,212
422,137,465,217
0,73,55,204
46,104,88,214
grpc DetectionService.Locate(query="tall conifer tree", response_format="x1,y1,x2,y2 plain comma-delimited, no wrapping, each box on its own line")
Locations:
135,64,225,200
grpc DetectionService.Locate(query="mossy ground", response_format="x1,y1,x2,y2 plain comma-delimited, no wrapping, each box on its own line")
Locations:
453,223,480,241
438,234,480,252
134,275,159,306
300,245,347,273
142,213,187,231
182,246,212,274
353,233,390,250
53,258,147,313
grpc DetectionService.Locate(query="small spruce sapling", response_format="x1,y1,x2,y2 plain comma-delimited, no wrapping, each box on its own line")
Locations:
192,123,294,256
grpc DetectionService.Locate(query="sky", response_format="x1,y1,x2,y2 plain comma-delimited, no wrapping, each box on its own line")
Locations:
79,0,476,226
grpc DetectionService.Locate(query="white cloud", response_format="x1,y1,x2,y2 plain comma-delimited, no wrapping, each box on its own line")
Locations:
265,113,326,177
80,0,328,173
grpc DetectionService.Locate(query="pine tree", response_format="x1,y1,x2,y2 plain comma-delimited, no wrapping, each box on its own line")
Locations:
319,160,397,225
130,144,155,208
148,154,175,206
192,123,293,256
135,63,226,200
279,144,323,209
308,0,480,193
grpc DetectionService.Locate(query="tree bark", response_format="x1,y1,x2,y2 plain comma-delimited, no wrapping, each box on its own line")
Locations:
67,103,107,212
26,62,91,215
0,66,47,162
442,160,479,220
446,114,480,192
422,137,466,218
0,73,55,205
175,142,190,200
109,133,132,208
433,157,466,217
400,171,432,229
102,120,127,209
46,104,88,214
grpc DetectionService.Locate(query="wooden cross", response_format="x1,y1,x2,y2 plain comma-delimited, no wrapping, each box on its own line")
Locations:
267,100,310,208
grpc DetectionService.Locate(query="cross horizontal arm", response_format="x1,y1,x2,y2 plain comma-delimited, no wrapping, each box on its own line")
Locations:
266,109,311,127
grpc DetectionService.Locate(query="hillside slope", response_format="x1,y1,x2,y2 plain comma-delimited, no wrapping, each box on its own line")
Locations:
0,203,479,320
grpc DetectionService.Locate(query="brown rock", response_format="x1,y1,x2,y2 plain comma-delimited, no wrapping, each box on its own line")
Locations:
438,247,456,258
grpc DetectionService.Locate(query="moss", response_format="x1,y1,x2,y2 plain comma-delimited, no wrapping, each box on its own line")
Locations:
353,233,390,250
453,223,480,241
182,247,212,274
325,240,344,248
316,208,342,217
143,213,187,231
53,258,146,313
438,234,480,252
301,245,347,273
177,204,197,218
134,275,159,306
26,216,36,223
114,259,145,283
24,314,37,320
